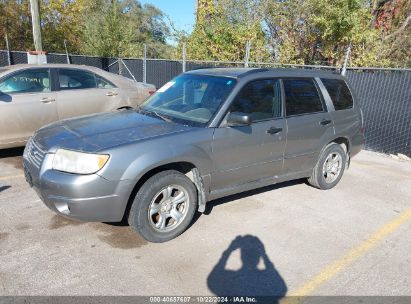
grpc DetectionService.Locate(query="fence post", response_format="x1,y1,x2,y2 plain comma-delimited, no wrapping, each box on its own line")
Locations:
341,43,351,76
143,43,147,84
64,39,70,64
244,40,251,67
118,58,123,75
5,34,11,66
182,42,186,73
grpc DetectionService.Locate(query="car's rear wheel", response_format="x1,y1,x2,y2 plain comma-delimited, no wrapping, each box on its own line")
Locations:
128,170,197,243
308,143,347,190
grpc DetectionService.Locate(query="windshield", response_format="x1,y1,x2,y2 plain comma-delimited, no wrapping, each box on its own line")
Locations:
139,74,237,127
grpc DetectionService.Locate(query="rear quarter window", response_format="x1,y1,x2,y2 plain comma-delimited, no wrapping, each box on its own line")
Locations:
321,78,353,110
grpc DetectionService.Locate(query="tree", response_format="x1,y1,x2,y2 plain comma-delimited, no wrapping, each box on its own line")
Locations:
261,0,389,66
0,0,32,50
81,1,138,57
0,0,174,58
40,0,103,53
185,0,269,62
375,0,411,67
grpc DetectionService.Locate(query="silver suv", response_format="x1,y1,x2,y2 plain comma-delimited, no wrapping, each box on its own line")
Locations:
23,68,364,242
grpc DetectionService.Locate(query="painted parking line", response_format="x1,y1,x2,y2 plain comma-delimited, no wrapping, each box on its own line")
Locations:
288,209,411,297
0,174,24,181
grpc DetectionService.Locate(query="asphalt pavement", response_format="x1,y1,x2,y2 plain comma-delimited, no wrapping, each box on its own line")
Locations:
0,149,410,298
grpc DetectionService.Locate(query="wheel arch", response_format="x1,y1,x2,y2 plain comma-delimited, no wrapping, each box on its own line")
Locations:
122,161,206,223
331,137,350,154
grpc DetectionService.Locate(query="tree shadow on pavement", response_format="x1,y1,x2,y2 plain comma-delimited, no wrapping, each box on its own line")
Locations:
207,235,287,302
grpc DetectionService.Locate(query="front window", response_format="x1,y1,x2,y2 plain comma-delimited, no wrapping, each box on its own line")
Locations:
0,69,50,94
229,79,282,122
140,74,237,127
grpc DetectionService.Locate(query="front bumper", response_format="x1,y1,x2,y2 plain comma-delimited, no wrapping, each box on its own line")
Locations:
23,151,133,222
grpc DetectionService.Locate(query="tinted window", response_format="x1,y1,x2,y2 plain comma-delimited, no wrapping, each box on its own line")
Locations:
96,74,115,89
58,69,96,90
0,69,50,94
230,79,282,121
284,79,323,116
321,78,353,110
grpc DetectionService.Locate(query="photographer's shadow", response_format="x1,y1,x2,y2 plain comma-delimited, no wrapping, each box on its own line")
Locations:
207,235,287,301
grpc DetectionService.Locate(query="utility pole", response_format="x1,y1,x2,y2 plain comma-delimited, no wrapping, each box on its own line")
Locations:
30,0,43,51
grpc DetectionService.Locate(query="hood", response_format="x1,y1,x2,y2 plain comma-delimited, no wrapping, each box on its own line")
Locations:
33,110,193,152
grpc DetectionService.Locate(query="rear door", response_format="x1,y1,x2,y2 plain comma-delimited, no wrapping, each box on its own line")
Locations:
55,68,121,120
319,78,361,141
0,68,58,145
211,79,286,190
283,78,334,175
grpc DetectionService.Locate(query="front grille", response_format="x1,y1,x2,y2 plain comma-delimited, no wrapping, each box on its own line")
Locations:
25,138,46,169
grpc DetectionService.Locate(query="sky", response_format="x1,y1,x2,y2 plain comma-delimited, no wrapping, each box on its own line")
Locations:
139,0,196,34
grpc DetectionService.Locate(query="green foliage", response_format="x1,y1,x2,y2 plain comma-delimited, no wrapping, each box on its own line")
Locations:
187,0,410,67
0,0,32,50
1,0,410,67
185,0,269,62
81,1,138,57
0,0,174,58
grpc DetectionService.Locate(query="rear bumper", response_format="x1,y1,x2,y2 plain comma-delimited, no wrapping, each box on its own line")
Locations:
23,153,133,222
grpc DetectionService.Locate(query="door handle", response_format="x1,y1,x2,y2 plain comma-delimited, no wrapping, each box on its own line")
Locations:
266,127,283,135
320,119,332,126
40,97,55,103
106,91,118,96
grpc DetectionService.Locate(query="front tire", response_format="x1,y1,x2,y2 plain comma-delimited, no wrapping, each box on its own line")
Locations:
308,143,347,190
128,170,197,243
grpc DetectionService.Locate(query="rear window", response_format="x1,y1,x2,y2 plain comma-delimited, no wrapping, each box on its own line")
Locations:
283,78,323,116
321,78,353,110
58,69,97,90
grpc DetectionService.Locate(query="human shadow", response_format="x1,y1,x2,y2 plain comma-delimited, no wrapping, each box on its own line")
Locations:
207,235,287,302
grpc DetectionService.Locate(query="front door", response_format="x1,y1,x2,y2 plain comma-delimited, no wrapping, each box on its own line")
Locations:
0,68,58,145
211,79,286,191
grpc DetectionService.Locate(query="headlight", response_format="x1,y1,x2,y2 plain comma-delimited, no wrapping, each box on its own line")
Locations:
52,149,109,174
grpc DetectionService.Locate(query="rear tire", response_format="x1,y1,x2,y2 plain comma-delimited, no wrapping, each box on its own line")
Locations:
308,143,347,190
128,170,197,243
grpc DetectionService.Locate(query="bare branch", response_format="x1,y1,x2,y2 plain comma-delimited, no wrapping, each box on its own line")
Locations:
384,14,411,40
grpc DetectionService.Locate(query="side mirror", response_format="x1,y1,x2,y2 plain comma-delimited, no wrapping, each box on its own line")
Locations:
227,112,252,126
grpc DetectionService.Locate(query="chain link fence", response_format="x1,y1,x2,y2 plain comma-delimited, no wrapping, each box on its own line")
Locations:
0,50,410,156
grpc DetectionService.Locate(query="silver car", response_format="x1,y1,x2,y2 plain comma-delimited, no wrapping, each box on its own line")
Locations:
0,64,155,148
23,68,364,243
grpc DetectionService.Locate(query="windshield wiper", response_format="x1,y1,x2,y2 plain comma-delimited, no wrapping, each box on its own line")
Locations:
137,107,173,123
151,111,173,123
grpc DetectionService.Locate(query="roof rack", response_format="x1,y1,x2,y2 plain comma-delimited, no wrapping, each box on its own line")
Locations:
238,68,269,78
190,66,216,70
